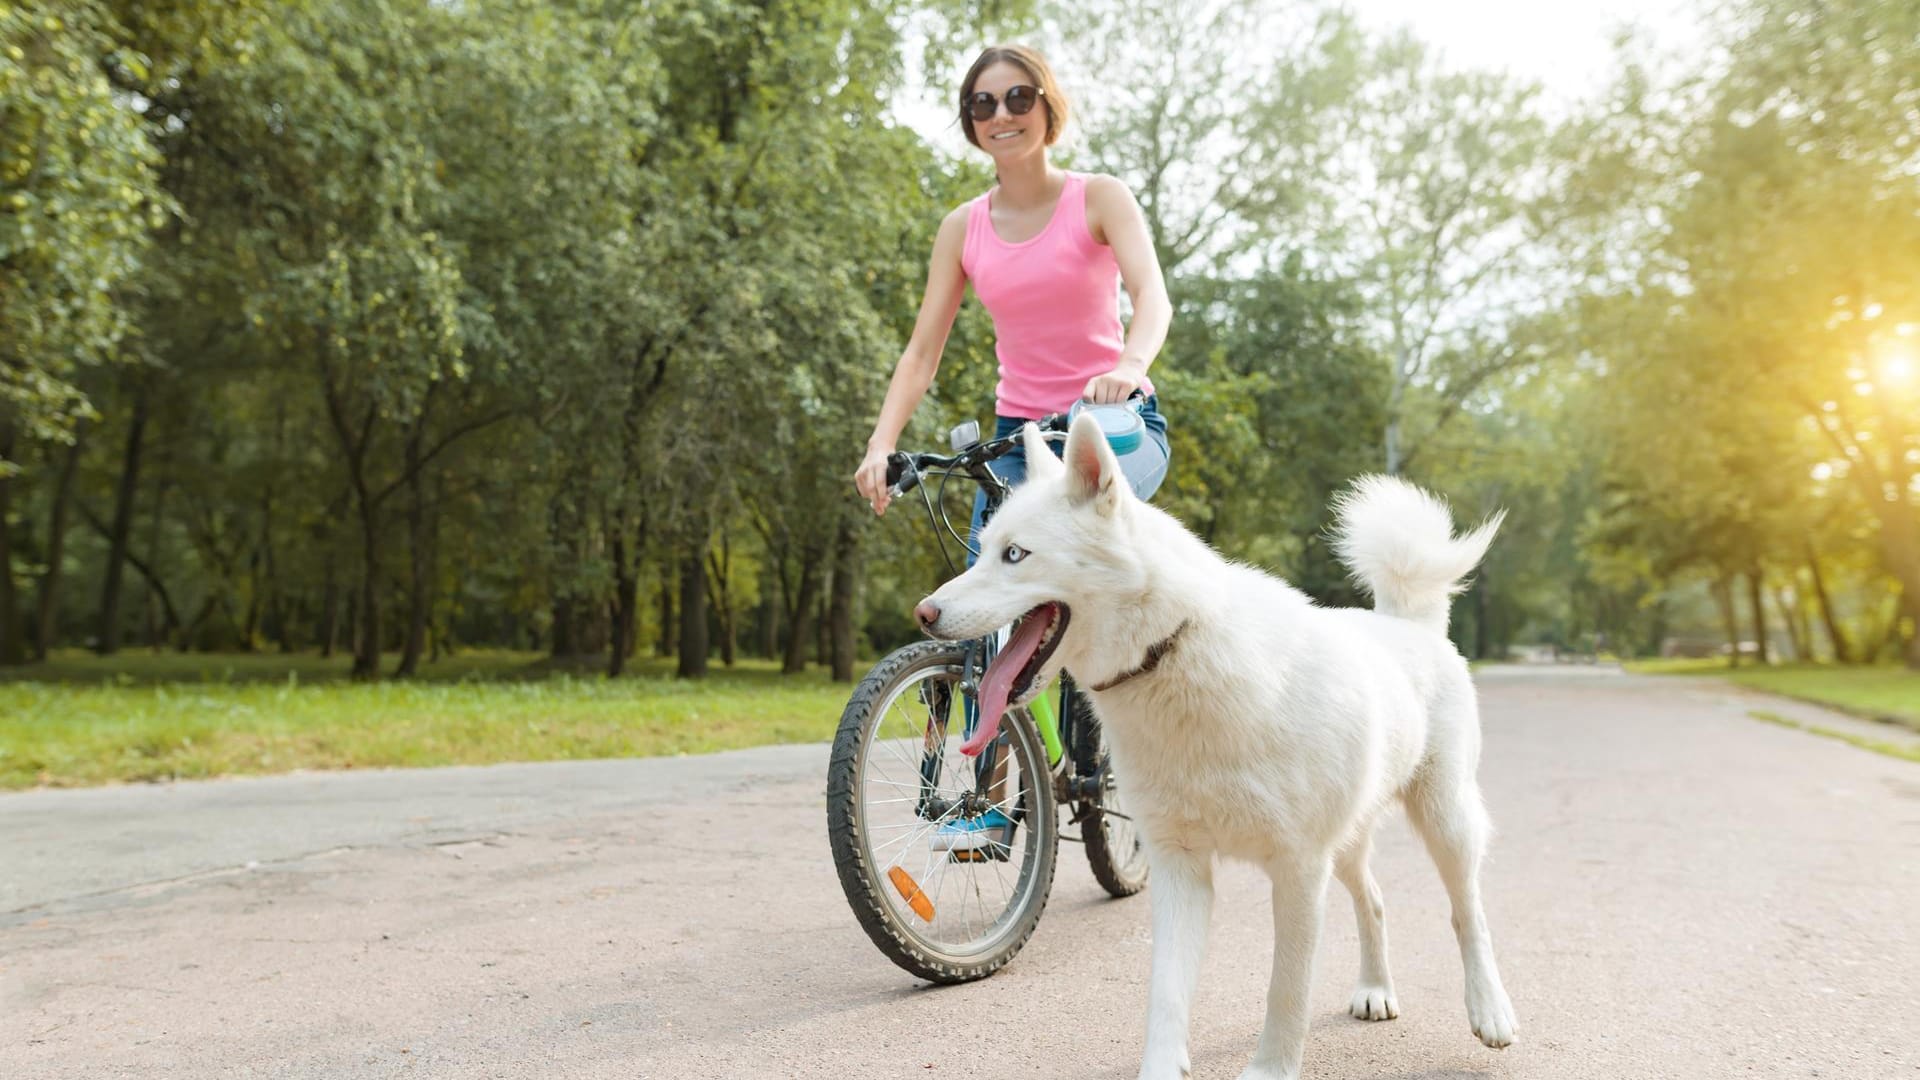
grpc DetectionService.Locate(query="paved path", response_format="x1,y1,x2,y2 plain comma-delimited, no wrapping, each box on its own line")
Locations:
3,669,1917,1079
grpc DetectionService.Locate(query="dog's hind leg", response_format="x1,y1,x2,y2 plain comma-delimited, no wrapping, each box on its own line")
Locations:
1333,826,1399,1021
1139,846,1213,1080
1237,855,1332,1080
1405,766,1518,1049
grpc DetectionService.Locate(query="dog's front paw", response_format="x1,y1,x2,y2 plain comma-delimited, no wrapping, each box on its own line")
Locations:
1349,983,1400,1021
1234,1063,1298,1080
1136,1047,1191,1080
1466,982,1517,1048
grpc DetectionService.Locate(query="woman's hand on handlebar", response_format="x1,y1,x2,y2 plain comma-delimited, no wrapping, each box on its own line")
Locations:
855,444,895,516
1083,357,1148,404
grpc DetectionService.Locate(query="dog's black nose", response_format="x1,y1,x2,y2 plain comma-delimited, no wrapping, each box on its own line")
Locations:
914,600,940,632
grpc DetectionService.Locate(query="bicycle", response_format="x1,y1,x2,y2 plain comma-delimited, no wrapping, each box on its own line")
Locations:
826,410,1150,984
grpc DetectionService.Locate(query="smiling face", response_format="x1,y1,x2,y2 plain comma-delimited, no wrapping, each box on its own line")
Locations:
968,62,1047,163
957,45,1068,158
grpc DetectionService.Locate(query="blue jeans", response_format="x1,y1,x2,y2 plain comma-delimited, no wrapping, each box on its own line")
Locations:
965,395,1170,566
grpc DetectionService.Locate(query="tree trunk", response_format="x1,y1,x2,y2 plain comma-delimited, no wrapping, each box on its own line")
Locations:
79,499,185,649
1384,338,1410,475
758,577,779,660
618,536,639,663
548,479,583,660
1470,570,1492,661
275,594,298,654
1804,541,1852,664
1901,587,1920,671
144,462,173,651
677,543,709,679
394,441,432,678
815,586,830,667
656,570,675,658
829,519,858,682
1711,575,1740,668
1771,585,1807,662
782,559,819,675
706,533,737,668
1642,596,1669,659
319,554,340,659
551,593,576,658
32,431,84,660
344,591,358,665
608,529,636,677
1745,569,1770,665
1849,438,1920,665
241,546,262,651
0,422,22,664
352,492,381,679
97,387,151,655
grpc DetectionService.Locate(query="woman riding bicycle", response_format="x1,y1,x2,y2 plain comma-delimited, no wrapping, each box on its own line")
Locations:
852,44,1174,527
830,46,1171,981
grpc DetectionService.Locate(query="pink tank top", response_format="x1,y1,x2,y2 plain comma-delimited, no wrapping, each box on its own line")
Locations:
961,172,1152,418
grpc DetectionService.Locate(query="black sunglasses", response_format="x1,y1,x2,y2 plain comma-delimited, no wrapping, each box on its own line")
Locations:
961,84,1044,123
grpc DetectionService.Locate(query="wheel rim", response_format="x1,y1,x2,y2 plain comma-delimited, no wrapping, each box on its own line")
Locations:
1098,755,1150,882
853,655,1052,964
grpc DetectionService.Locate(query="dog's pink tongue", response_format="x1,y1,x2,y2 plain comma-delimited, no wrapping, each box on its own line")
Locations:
962,608,1051,757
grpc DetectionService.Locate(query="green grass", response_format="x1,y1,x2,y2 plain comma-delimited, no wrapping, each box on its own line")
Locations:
1626,658,1920,731
1745,709,1920,764
0,650,854,790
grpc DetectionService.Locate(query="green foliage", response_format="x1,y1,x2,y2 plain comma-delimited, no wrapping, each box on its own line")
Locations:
0,0,166,455
5,0,1914,702
1320,31,1556,476
1048,0,1363,273
1564,0,1920,665
1157,261,1385,599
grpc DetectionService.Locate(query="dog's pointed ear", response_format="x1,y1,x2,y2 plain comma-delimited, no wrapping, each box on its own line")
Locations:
1064,412,1123,516
1022,422,1064,481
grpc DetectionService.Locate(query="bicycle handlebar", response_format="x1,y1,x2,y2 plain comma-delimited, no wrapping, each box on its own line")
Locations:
885,412,1070,499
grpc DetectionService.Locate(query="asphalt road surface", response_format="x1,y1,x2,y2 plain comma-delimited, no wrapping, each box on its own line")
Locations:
4,667,1918,1079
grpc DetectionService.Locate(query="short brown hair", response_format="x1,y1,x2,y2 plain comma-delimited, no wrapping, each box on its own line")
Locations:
958,45,1070,149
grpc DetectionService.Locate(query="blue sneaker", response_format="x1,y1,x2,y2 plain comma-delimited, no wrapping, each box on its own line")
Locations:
932,808,1015,859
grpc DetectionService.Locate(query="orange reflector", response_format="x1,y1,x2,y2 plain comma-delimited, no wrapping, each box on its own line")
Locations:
888,866,935,922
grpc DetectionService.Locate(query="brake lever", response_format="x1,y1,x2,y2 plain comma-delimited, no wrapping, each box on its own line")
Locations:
886,453,921,498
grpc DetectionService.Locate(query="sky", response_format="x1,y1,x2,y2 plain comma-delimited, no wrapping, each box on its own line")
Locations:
1345,0,1703,106
896,0,1707,154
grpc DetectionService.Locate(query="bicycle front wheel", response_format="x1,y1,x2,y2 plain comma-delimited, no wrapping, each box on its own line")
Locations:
826,640,1059,983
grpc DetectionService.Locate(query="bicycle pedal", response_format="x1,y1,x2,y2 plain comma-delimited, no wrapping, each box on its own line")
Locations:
948,846,1010,864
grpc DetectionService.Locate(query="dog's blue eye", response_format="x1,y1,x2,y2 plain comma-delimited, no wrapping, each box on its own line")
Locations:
1003,544,1028,564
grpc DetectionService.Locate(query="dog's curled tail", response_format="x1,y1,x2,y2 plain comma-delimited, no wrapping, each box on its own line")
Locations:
1329,475,1504,635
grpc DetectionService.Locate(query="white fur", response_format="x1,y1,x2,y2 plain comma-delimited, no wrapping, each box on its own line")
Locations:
921,415,1518,1080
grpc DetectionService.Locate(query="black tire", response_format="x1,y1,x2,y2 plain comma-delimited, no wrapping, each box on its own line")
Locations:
1072,694,1150,898
827,640,1059,983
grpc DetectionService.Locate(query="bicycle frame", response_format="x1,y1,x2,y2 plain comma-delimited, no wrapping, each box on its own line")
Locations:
893,416,1103,820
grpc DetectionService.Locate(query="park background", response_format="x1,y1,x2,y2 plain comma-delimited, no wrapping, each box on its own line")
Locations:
4,0,1918,787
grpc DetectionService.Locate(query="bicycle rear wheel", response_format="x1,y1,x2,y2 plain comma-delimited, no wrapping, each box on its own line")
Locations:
827,640,1058,983
1072,694,1151,897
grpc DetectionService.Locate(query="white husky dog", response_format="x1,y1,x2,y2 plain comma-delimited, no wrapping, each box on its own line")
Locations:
913,414,1518,1080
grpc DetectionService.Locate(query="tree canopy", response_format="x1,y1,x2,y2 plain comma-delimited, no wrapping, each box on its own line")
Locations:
2,0,1915,674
